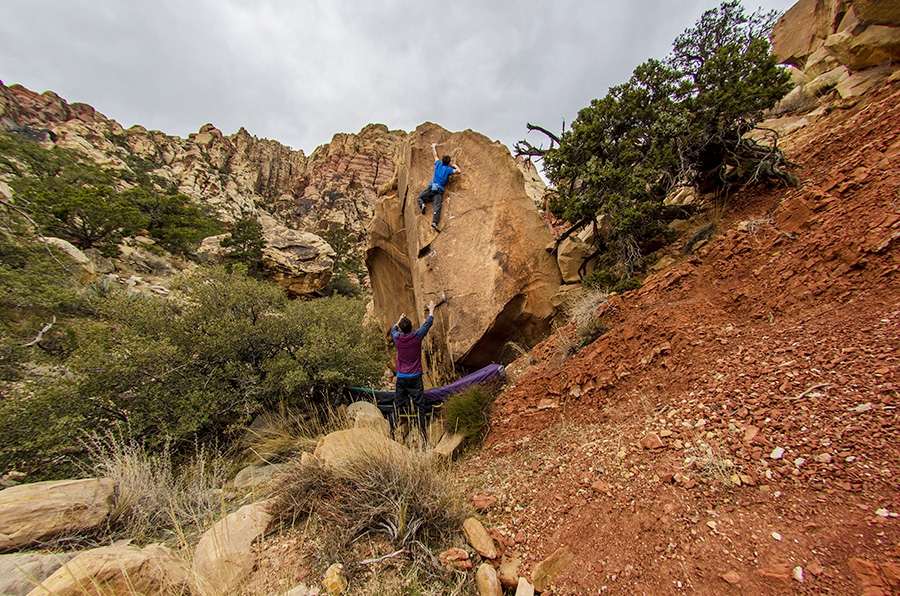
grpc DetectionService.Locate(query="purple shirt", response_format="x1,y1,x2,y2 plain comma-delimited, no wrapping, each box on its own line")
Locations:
391,315,434,377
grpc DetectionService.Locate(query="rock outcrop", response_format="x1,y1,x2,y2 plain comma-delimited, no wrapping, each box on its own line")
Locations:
772,0,900,103
365,124,561,377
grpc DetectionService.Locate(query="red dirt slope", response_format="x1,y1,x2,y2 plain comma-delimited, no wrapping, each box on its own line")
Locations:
468,84,900,595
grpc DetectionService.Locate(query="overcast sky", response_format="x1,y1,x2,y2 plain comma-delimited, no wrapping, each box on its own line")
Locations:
1,0,796,156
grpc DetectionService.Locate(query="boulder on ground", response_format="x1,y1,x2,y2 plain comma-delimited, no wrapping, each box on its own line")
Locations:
347,401,390,436
260,216,336,295
462,517,498,559
475,562,502,596
231,463,285,489
531,546,575,592
313,428,408,470
0,478,114,553
25,544,188,596
0,552,76,596
193,500,273,594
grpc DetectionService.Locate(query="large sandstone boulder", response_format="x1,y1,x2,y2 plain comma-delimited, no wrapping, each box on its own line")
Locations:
42,237,94,275
772,0,900,69
26,544,189,596
312,428,408,470
259,216,336,295
365,124,562,376
0,478,114,553
193,500,273,595
198,215,337,296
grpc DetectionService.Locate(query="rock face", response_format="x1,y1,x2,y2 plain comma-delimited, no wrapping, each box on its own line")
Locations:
0,478,114,553
283,124,406,237
772,0,900,102
365,124,561,376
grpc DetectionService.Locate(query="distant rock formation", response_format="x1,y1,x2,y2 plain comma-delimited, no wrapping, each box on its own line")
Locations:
365,123,561,377
772,0,900,102
0,82,410,295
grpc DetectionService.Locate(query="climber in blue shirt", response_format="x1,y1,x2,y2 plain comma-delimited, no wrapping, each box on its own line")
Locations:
416,142,461,233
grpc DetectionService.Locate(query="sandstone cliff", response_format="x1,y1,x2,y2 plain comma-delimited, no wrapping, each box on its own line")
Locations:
366,123,561,379
771,0,900,102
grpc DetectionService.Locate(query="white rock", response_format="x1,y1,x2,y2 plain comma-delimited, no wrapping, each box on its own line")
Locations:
770,447,785,460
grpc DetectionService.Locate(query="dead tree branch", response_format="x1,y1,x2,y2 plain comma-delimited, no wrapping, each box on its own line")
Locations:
514,122,563,158
20,315,56,347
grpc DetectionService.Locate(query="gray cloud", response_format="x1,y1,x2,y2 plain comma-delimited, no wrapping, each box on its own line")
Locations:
1,0,796,154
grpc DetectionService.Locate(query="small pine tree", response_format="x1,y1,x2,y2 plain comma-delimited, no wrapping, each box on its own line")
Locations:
221,217,266,272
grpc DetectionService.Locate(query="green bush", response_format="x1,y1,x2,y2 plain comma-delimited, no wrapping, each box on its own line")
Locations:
0,266,386,477
2,132,224,257
221,217,266,272
0,221,85,381
582,269,642,295
124,188,223,254
442,387,493,439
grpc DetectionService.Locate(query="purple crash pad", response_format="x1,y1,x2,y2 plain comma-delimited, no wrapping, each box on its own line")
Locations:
348,363,506,414
423,363,505,404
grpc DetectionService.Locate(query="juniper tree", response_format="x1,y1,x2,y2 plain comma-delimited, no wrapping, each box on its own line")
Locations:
518,1,794,277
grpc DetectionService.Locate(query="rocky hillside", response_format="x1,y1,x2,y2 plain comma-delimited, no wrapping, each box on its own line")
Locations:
475,81,900,594
0,82,406,236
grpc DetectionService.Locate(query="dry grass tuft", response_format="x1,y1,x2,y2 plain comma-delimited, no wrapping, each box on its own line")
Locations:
83,431,228,542
268,439,468,566
241,401,350,465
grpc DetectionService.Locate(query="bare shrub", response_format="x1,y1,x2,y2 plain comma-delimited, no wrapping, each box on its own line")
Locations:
564,287,609,347
682,439,738,486
83,431,228,542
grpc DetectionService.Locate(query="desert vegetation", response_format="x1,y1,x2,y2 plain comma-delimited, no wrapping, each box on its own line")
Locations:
518,1,795,287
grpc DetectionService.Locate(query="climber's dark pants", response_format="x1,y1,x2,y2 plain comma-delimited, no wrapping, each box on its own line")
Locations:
416,186,445,225
391,375,429,439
